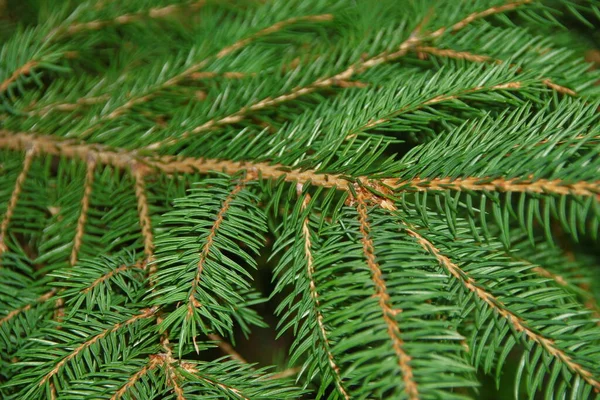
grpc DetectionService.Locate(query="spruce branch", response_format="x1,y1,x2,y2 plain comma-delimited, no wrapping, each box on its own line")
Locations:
109,354,163,400
0,289,56,327
355,193,417,399
132,163,155,267
74,12,334,140
80,260,144,294
39,306,157,386
405,226,600,391
1,1,599,398
413,46,578,96
52,0,207,38
0,147,35,256
0,61,39,95
69,157,97,266
2,130,598,217
146,0,535,151
298,189,349,399
347,80,523,138
186,181,245,353
389,176,600,199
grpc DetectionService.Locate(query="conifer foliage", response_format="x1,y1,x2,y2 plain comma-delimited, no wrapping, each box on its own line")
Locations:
1,0,600,398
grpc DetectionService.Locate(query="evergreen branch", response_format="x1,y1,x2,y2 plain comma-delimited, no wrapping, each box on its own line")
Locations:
414,45,577,96
29,94,110,117
355,193,417,400
146,0,534,150
81,260,144,294
56,0,207,38
349,80,522,137
387,176,600,199
214,14,334,59
529,262,600,319
428,0,534,39
179,364,251,400
0,289,57,326
0,147,35,255
164,356,187,400
76,12,333,137
186,181,245,352
405,227,600,391
190,71,253,80
2,131,597,219
298,189,349,399
110,354,163,400
132,164,155,268
0,61,38,95
207,333,248,364
39,306,157,385
70,157,97,266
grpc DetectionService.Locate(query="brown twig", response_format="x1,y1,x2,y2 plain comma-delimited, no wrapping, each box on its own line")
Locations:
388,176,600,200
414,46,577,96
298,187,350,399
0,289,57,326
1,132,598,209
40,307,157,385
348,81,522,138
0,147,35,255
132,164,155,270
0,61,38,95
29,94,111,117
75,13,333,139
49,1,207,40
206,333,248,364
110,354,163,400
164,358,187,400
70,157,97,266
146,0,535,150
406,227,600,391
355,193,417,400
187,182,245,353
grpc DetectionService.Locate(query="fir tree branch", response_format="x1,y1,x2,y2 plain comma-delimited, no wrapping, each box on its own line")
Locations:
348,80,522,137
164,356,187,400
387,176,600,199
405,227,600,391
355,193,417,400
70,157,97,266
110,354,163,400
0,289,57,326
55,0,207,37
75,13,333,138
427,0,534,39
0,146,35,255
2,131,598,215
40,306,157,385
529,262,600,320
190,71,253,80
0,61,38,95
132,163,155,269
187,181,245,352
28,94,111,117
414,45,577,96
146,0,535,150
298,188,349,399
81,260,144,294
180,363,251,400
